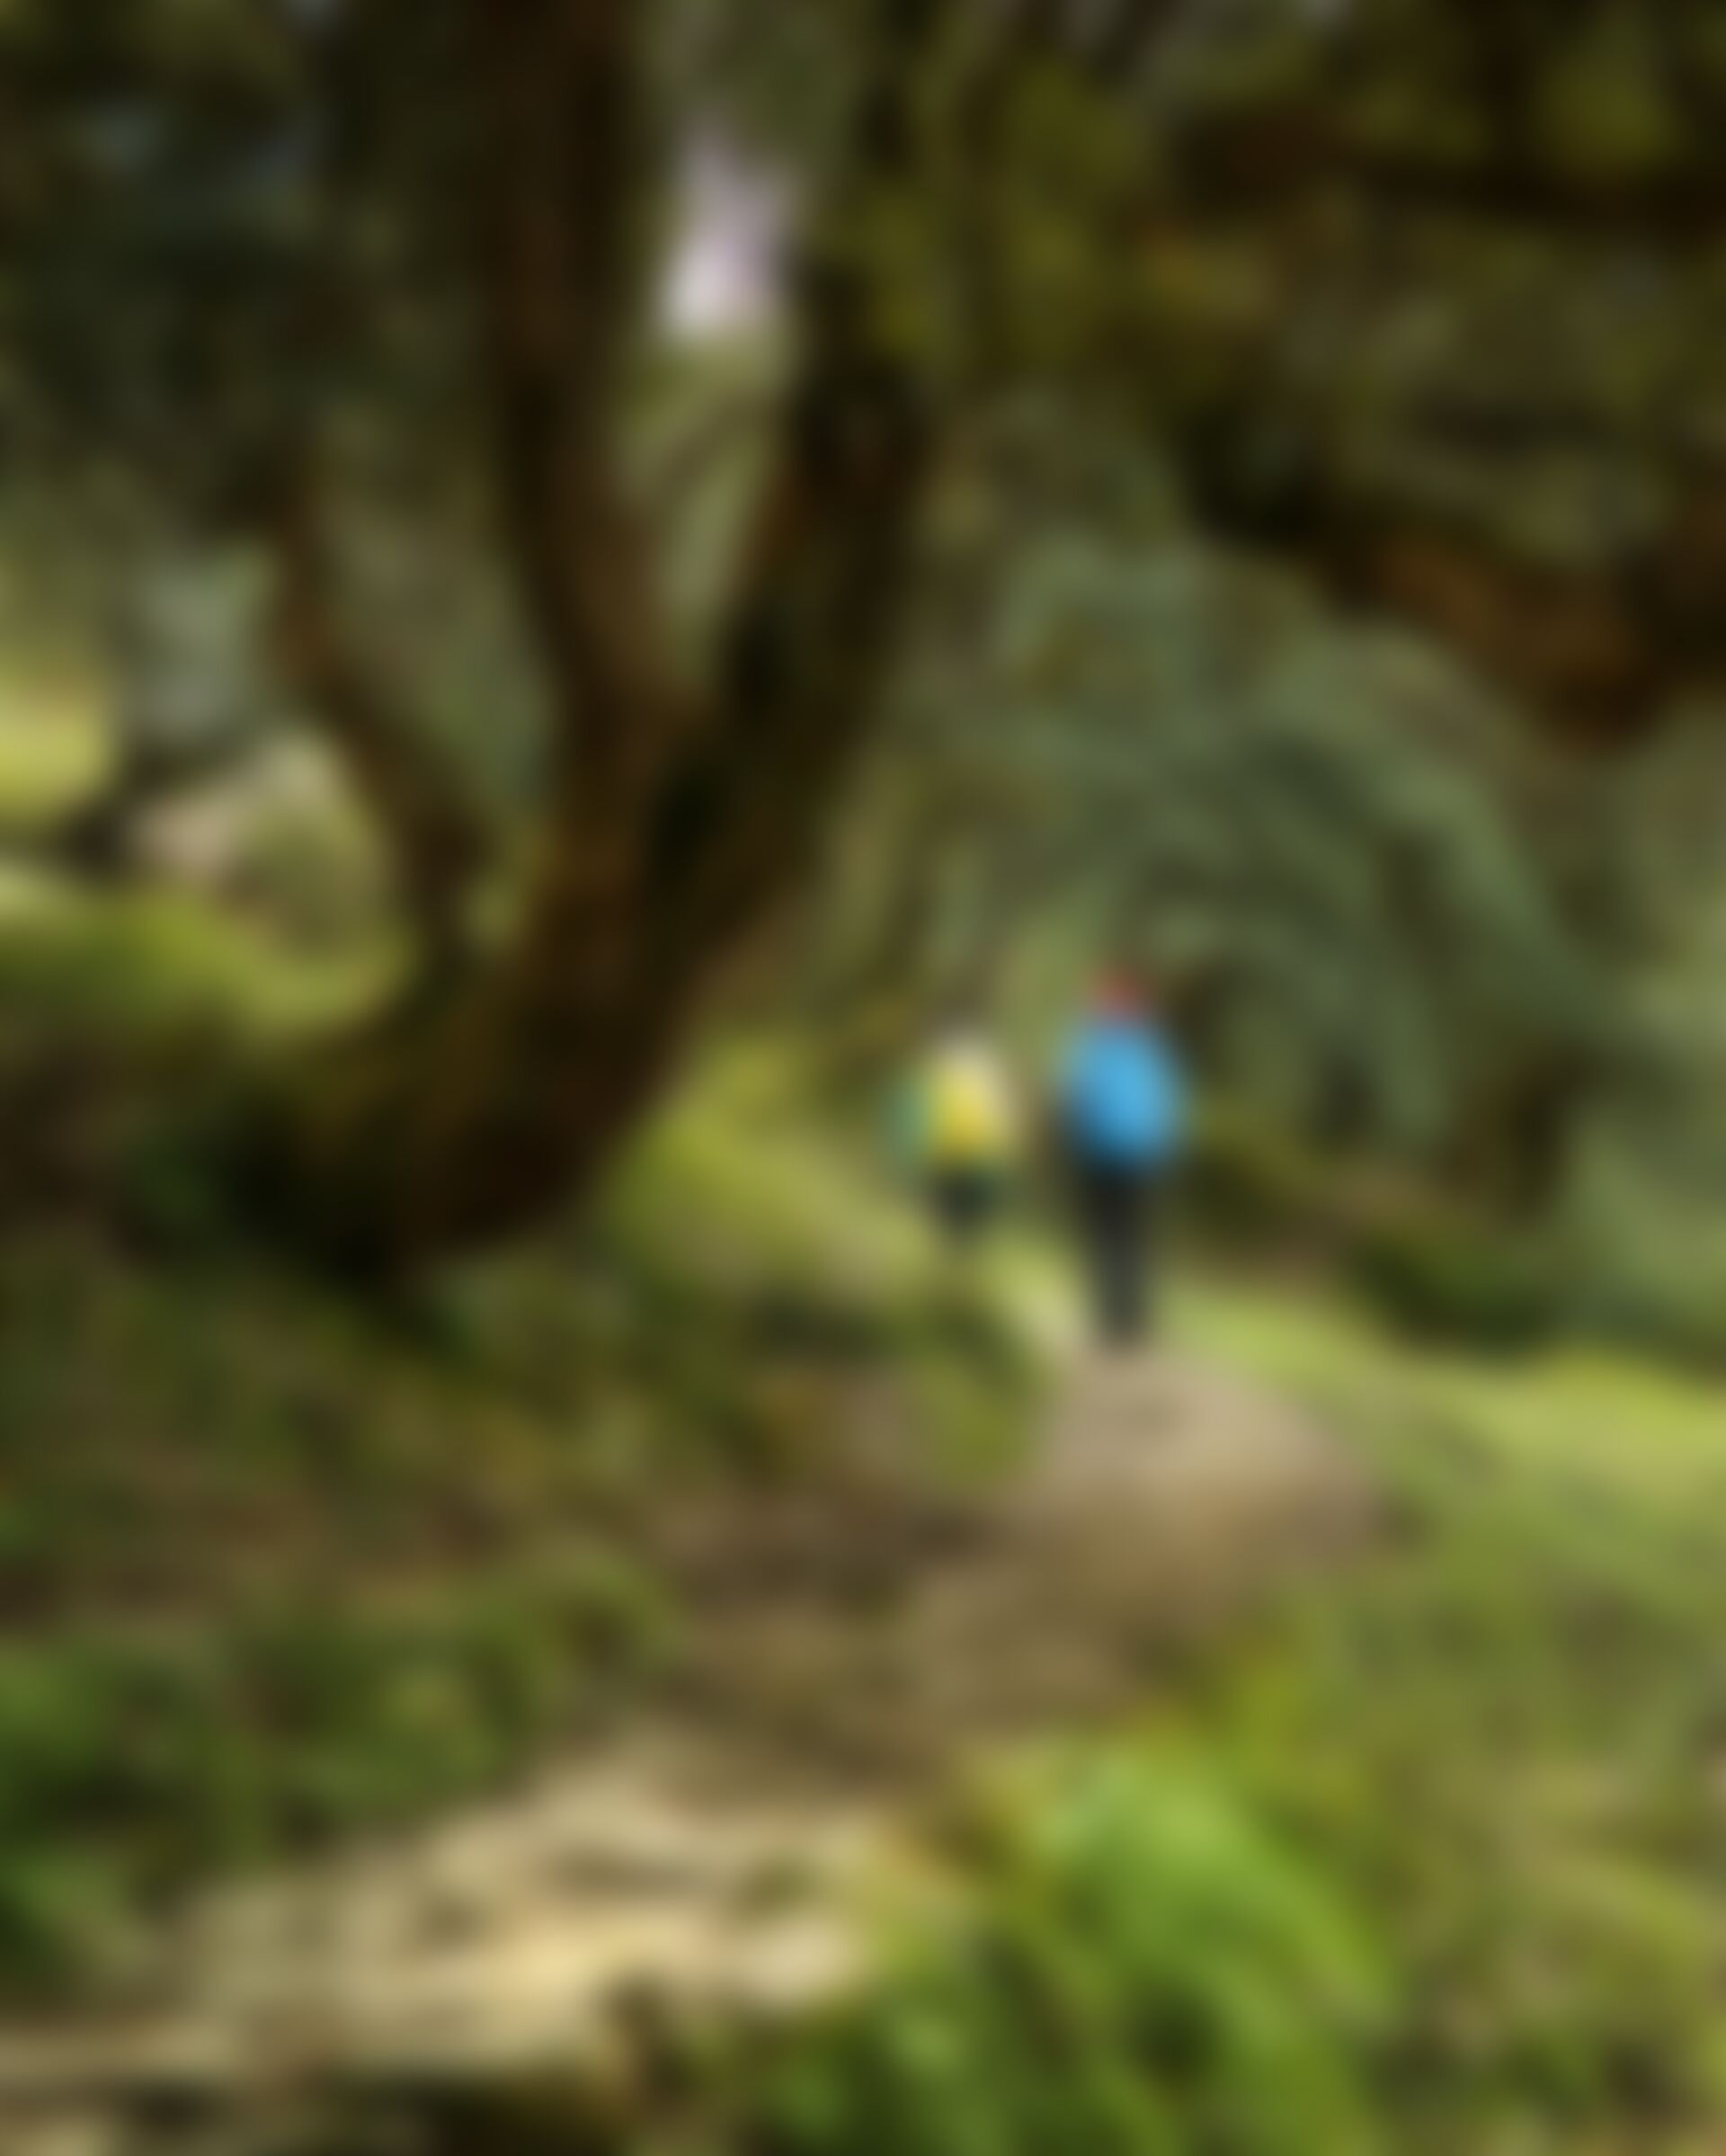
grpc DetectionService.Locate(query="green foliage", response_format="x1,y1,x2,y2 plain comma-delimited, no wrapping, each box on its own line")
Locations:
1553,1127,1726,1369
1001,550,1604,1157
810,484,1614,1192
1191,1101,1726,1363
1178,1283,1726,2153
1344,1215,1563,1357
0,1560,672,1993
1540,719,1726,1366
802,450,1726,1363
1185,1110,1561,1352
754,1758,1386,2156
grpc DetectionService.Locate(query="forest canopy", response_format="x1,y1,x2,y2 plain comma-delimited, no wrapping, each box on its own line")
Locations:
0,0,1722,1279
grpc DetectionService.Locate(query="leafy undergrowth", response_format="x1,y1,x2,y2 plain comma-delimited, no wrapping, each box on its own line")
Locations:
1165,1288,1726,2152
619,1290,1726,2156
741,1754,1387,2156
0,1017,1038,1995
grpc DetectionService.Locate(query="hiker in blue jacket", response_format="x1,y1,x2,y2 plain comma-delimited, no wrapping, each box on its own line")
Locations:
1057,970,1189,1347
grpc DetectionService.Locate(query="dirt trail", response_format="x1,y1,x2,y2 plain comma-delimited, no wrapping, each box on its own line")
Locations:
1,1352,1375,2154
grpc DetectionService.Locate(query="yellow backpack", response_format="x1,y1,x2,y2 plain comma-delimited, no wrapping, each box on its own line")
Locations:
924,1045,1017,1168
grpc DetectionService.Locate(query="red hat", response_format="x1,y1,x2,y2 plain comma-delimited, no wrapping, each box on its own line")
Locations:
1091,970,1142,1016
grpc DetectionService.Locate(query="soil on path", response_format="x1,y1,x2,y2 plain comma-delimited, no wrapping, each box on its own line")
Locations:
3,1351,1375,2155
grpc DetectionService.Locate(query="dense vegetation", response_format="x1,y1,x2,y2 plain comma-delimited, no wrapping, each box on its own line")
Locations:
3,4,1726,2152
3,0,1726,1265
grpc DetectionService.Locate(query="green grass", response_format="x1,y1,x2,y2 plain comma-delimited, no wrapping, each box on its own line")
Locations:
1031,1284,1726,2152
1180,1275,1726,1511
1155,1284,1726,2151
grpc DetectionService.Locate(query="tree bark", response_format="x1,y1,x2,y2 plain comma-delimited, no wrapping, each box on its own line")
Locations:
250,0,940,1274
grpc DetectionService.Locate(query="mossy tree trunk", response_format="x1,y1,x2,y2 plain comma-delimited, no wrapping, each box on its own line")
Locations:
253,0,939,1273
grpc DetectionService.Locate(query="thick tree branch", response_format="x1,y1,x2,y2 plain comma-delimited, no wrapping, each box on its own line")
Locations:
651,0,1016,953
1165,396,1726,744
255,0,954,1272
469,0,691,802
1165,87,1726,238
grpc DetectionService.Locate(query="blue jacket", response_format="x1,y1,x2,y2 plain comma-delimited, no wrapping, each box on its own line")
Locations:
1060,1017,1188,1171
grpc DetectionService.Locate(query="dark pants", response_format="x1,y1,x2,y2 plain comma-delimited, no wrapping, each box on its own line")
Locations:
929,1167,1005,1250
1072,1163,1161,1347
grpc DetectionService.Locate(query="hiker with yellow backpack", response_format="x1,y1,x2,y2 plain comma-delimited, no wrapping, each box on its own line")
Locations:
900,1011,1024,1251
